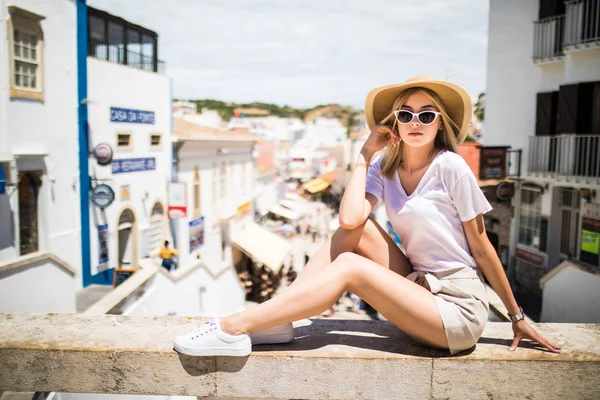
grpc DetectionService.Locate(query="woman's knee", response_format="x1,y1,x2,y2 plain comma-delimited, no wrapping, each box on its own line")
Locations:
330,252,364,285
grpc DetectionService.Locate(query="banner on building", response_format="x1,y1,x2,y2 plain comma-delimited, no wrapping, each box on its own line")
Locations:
168,182,187,219
98,224,109,265
110,107,155,124
189,216,205,253
581,230,600,255
112,158,156,174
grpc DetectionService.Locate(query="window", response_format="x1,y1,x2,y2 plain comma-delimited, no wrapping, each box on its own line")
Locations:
193,167,201,217
87,7,160,73
212,163,218,216
107,20,125,64
149,203,164,254
241,162,247,196
220,162,227,200
18,172,42,255
8,6,45,101
150,134,161,149
116,133,132,151
518,188,543,249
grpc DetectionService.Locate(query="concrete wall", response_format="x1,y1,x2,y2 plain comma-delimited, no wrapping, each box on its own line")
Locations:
86,58,171,277
0,258,76,313
0,0,80,269
542,266,600,322
118,267,245,318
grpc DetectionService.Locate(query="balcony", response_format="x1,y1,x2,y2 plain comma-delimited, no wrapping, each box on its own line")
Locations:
565,0,600,50
528,135,600,183
1,313,600,399
533,0,600,63
89,44,166,74
533,15,565,61
88,6,165,74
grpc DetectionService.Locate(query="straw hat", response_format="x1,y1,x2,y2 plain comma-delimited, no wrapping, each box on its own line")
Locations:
364,76,472,142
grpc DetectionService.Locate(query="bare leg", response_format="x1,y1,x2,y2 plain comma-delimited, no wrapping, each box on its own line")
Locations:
222,252,448,350
294,217,413,287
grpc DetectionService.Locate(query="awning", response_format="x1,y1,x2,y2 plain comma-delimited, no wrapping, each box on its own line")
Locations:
279,199,309,214
231,223,291,273
268,204,300,220
0,165,6,195
477,178,515,188
302,178,330,194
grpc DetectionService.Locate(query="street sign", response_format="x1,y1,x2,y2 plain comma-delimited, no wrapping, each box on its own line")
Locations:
91,184,115,209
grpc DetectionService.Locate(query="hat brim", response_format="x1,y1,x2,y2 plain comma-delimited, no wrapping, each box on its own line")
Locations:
364,80,472,142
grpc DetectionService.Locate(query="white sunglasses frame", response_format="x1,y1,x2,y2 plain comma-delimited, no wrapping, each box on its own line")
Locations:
393,110,441,125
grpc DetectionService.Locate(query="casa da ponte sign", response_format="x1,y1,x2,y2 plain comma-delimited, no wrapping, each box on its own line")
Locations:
110,107,155,124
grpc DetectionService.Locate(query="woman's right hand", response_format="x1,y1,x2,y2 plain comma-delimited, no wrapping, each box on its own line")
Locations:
361,125,400,159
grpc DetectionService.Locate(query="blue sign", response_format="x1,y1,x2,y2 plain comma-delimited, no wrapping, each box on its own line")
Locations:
98,224,109,265
110,107,155,124
0,165,6,195
112,158,156,174
189,216,205,253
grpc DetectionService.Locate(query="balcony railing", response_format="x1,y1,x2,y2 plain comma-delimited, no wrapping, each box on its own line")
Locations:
89,44,166,74
565,0,600,49
528,135,600,181
533,0,600,61
533,15,565,60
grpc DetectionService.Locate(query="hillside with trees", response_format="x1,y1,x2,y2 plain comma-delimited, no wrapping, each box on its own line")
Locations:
182,99,361,129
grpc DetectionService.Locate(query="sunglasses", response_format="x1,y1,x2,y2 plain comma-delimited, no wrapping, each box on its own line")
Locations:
393,110,441,125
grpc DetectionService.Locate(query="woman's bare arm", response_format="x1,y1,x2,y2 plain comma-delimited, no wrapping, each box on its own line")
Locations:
463,214,561,353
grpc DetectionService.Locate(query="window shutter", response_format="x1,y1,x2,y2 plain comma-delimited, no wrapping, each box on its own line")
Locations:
535,91,558,136
557,84,578,134
592,82,600,135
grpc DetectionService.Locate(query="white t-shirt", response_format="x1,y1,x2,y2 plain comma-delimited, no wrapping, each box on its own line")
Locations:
365,150,492,273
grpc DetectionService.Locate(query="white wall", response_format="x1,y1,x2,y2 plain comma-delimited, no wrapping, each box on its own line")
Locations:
86,58,171,276
565,49,600,84
0,261,76,313
120,266,245,318
0,0,80,267
173,140,254,271
254,172,279,214
484,0,539,171
541,266,600,322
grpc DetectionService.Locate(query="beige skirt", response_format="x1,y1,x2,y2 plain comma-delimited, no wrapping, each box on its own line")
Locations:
407,266,489,355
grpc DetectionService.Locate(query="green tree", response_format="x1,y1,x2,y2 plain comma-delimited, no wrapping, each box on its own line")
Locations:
474,92,485,122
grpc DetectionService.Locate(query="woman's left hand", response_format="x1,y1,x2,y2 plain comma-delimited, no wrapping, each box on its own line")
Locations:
510,320,562,353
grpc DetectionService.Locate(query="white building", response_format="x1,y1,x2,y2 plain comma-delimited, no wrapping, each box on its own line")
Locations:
0,1,81,270
294,117,347,148
83,6,171,286
172,117,293,305
179,108,223,129
485,0,600,306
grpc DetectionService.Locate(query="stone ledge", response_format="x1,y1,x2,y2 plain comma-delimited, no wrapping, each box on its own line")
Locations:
0,313,599,399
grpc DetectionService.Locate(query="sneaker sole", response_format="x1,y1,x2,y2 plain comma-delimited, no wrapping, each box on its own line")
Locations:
173,343,251,357
250,330,295,345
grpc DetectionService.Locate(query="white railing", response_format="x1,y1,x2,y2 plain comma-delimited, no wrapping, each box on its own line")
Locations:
528,135,600,180
565,0,600,48
533,15,565,60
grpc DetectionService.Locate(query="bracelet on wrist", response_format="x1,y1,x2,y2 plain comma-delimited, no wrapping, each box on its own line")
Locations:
508,306,525,323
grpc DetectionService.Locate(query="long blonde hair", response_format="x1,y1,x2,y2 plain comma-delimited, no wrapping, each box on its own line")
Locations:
378,88,461,179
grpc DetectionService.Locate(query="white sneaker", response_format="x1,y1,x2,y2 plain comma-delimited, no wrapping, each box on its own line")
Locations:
249,322,295,345
173,317,251,356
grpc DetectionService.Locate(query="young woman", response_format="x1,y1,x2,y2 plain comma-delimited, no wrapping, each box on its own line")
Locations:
174,76,561,356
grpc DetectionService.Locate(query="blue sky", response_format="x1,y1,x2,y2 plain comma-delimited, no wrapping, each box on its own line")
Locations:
89,0,490,109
